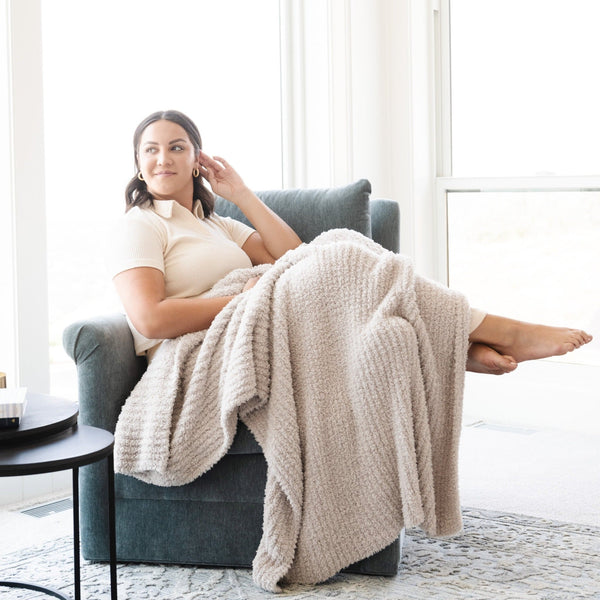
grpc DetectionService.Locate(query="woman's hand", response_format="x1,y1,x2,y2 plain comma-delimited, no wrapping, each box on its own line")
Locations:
199,149,302,263
198,150,249,205
242,276,261,292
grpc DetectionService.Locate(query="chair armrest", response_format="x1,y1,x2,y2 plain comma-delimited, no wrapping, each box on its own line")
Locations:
370,198,400,253
62,314,147,432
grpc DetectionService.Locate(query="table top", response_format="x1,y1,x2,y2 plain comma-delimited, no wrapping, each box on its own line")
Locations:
0,393,78,444
0,424,114,476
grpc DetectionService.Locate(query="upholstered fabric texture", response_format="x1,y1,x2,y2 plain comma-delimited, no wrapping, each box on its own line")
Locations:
215,179,373,243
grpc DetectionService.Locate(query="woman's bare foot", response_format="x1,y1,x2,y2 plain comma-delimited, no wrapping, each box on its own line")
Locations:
466,342,518,375
469,315,593,363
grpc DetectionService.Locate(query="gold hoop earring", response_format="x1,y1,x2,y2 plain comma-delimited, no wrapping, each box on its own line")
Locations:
192,167,200,178
137,172,144,182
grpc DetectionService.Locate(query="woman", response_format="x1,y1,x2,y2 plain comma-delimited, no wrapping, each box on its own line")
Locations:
111,110,592,370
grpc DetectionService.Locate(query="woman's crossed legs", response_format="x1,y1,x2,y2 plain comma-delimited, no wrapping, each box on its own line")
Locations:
466,315,593,375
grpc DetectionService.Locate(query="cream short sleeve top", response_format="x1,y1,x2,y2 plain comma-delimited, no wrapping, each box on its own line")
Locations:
110,199,254,355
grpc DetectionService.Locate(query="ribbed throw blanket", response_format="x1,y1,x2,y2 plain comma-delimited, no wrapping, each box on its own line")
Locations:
114,229,471,592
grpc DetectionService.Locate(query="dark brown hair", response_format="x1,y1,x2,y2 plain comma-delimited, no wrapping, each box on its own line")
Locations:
124,110,214,216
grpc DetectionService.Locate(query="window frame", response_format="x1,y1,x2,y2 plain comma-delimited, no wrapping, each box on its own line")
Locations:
434,0,600,285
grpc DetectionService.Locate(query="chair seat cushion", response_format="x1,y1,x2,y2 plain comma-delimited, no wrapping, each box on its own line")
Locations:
117,453,267,503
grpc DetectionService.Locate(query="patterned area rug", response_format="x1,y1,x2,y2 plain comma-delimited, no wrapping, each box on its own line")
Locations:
2,508,599,599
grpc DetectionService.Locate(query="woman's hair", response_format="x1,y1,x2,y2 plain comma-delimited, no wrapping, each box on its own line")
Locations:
124,110,214,216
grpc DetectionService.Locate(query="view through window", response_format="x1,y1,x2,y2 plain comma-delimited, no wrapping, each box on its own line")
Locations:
448,190,600,367
450,0,600,177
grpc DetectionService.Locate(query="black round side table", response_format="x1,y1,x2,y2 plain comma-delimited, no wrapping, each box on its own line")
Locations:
0,393,117,600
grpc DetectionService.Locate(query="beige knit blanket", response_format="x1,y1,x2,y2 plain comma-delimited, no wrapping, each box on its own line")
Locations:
114,229,471,592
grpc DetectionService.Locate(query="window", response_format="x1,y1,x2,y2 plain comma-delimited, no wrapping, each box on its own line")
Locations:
41,0,283,397
439,0,600,368
450,0,600,177
436,0,600,432
447,189,600,368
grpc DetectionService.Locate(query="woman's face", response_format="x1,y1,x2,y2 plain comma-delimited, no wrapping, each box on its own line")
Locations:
137,119,199,206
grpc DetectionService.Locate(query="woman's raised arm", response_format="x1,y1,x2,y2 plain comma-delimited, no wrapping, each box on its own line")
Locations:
199,151,302,263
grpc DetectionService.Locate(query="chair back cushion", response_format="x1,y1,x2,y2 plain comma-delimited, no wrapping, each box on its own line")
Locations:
214,179,372,243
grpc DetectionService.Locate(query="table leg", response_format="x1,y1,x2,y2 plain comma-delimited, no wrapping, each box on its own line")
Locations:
72,467,81,600
106,453,118,600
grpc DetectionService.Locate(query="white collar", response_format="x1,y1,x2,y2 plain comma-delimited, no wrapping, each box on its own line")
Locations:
150,199,205,219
